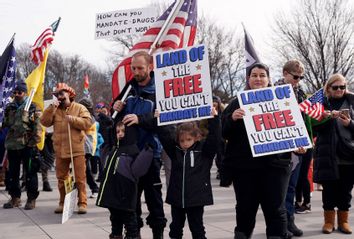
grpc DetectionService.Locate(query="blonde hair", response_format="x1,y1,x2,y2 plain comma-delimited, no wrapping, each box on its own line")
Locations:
324,73,347,97
283,60,304,74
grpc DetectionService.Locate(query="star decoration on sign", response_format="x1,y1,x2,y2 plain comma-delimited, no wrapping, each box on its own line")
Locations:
196,64,202,70
161,71,167,77
284,101,290,107
249,107,255,112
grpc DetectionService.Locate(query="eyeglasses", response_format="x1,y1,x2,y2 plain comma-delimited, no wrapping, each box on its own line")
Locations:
13,91,23,95
331,85,346,91
288,72,305,80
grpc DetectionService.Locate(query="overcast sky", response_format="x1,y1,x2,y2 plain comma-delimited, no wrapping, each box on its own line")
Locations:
0,0,295,70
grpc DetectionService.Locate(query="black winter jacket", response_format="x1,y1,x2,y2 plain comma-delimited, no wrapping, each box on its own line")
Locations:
158,117,220,208
96,127,153,211
313,93,354,183
221,98,290,183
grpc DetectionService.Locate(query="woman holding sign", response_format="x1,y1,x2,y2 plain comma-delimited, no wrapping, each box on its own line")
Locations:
221,63,292,239
313,73,354,234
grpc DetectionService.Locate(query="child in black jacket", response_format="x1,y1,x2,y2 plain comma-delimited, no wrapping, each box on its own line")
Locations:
96,122,153,239
157,109,220,239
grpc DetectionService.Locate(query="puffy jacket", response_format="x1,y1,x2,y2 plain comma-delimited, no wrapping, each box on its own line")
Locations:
40,102,92,158
313,94,354,183
158,117,220,208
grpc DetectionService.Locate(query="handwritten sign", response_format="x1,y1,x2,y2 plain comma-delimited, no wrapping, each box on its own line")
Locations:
95,7,157,39
61,188,77,224
237,84,312,157
154,44,213,126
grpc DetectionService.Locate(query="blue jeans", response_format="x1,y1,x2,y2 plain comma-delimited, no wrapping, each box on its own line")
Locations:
286,158,302,216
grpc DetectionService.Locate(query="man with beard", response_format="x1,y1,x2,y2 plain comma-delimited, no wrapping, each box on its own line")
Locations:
41,83,92,214
3,80,41,210
113,51,167,239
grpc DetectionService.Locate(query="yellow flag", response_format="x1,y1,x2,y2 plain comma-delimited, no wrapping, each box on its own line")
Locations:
25,49,49,150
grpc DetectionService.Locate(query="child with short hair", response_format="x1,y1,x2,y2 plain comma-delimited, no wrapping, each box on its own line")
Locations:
96,122,153,239
156,108,220,239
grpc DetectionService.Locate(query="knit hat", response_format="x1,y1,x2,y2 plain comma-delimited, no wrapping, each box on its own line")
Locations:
13,80,27,93
54,83,76,98
79,98,93,109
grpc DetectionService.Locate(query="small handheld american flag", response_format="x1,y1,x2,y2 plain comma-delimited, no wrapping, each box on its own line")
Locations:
299,89,325,121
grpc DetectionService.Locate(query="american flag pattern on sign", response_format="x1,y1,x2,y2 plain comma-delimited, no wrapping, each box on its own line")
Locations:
111,0,197,100
31,18,60,65
0,41,16,122
299,89,325,120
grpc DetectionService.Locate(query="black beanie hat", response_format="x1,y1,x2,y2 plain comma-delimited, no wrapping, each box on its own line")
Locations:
13,80,28,93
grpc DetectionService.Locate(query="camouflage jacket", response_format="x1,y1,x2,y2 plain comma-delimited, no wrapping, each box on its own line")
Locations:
3,98,41,150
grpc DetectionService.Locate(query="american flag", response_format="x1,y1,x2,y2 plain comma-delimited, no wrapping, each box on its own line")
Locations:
111,0,197,100
299,89,325,120
0,39,16,122
31,18,61,65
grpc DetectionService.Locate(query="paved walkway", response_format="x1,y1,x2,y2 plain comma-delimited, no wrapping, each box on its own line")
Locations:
0,167,353,239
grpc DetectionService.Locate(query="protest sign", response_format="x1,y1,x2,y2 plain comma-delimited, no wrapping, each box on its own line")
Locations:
154,44,213,126
237,84,312,157
95,8,157,39
61,188,78,224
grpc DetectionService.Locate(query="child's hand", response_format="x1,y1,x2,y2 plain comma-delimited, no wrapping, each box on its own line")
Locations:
154,109,160,118
211,106,218,116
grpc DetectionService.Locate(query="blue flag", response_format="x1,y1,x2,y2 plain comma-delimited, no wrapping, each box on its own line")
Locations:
243,25,261,76
0,38,16,123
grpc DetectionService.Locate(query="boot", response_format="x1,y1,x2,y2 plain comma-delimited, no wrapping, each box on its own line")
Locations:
54,204,64,214
43,181,52,192
24,191,39,210
234,231,249,239
322,210,335,234
42,169,53,191
287,215,303,236
3,197,21,209
337,210,352,234
152,228,164,239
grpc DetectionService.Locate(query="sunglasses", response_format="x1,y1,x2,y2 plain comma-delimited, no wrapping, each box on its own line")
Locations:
331,85,346,91
289,72,305,80
13,91,24,95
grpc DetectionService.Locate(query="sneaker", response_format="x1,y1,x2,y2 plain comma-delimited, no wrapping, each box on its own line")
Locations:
294,202,301,212
90,192,98,198
296,203,311,214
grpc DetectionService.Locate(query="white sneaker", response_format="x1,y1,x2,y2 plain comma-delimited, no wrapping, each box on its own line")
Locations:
90,192,97,198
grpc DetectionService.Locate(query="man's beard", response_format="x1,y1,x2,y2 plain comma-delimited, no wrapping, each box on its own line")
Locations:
135,73,148,82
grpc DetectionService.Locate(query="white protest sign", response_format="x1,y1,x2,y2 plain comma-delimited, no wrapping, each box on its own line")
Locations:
95,8,157,39
154,44,213,126
61,188,77,224
237,84,312,157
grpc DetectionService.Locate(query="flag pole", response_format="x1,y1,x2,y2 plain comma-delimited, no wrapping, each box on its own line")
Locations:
112,0,185,119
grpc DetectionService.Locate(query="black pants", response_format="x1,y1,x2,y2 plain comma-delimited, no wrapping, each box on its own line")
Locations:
109,208,139,237
7,148,38,198
322,165,354,211
295,149,312,204
232,163,291,238
136,157,167,230
85,154,99,193
169,205,206,239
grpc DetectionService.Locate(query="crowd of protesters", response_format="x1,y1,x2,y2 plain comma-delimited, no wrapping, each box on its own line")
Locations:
1,51,354,239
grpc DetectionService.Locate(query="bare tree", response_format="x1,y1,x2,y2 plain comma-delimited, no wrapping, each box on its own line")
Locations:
15,46,111,104
272,0,354,92
197,15,245,101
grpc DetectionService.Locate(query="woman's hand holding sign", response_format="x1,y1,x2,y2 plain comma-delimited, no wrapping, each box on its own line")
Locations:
232,108,245,121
